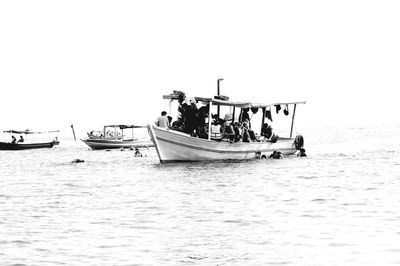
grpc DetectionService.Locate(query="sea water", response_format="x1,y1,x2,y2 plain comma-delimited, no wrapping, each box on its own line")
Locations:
1,124,400,266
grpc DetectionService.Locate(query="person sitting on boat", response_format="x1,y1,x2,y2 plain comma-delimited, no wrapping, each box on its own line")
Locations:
11,135,17,144
172,116,184,131
155,111,170,129
261,123,273,140
233,122,242,142
18,135,24,143
196,105,209,138
242,121,258,142
242,122,251,142
221,122,235,142
248,128,258,142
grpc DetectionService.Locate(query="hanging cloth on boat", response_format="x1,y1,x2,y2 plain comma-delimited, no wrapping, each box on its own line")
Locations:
265,106,273,122
283,104,289,116
275,104,281,114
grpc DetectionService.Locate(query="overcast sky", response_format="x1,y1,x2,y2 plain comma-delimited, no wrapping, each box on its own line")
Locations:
1,0,399,137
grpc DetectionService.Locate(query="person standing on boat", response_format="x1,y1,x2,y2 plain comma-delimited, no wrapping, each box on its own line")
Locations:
155,111,170,129
183,98,198,135
239,108,250,124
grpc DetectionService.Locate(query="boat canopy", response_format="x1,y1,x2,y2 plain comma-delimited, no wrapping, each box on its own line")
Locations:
3,129,59,134
103,125,146,129
163,94,306,108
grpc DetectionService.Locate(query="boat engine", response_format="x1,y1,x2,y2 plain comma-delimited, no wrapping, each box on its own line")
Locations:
294,135,304,150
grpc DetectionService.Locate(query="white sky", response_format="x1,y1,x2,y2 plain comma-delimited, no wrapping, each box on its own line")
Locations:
1,1,399,137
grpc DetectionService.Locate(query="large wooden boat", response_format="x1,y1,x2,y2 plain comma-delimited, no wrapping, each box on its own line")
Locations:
148,91,306,163
81,124,154,150
0,130,59,150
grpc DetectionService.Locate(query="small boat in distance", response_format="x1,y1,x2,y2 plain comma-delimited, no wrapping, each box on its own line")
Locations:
148,90,306,162
0,129,60,150
81,124,154,150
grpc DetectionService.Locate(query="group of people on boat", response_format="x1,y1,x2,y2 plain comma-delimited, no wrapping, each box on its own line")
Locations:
11,135,24,144
155,92,281,143
155,96,210,139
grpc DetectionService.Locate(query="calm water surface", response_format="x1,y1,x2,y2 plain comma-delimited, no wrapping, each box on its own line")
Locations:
1,125,400,265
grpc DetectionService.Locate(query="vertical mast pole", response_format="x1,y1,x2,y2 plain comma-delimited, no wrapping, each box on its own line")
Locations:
217,78,223,117
290,104,297,139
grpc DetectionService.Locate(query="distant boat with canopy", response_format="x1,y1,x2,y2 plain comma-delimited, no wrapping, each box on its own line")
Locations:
0,129,60,150
148,90,306,163
81,124,154,150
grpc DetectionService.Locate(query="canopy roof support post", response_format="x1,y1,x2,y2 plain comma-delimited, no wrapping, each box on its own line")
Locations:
217,78,223,118
208,102,212,140
232,107,235,123
290,104,297,139
260,107,266,136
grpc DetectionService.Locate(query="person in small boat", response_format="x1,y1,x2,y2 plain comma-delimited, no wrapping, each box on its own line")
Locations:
297,148,307,157
11,135,17,144
269,151,283,159
155,111,170,129
18,136,24,143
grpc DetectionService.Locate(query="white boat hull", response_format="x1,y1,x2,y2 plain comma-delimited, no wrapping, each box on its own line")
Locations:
148,125,297,163
82,138,154,150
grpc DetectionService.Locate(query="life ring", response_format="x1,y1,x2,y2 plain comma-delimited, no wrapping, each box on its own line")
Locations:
294,135,304,150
